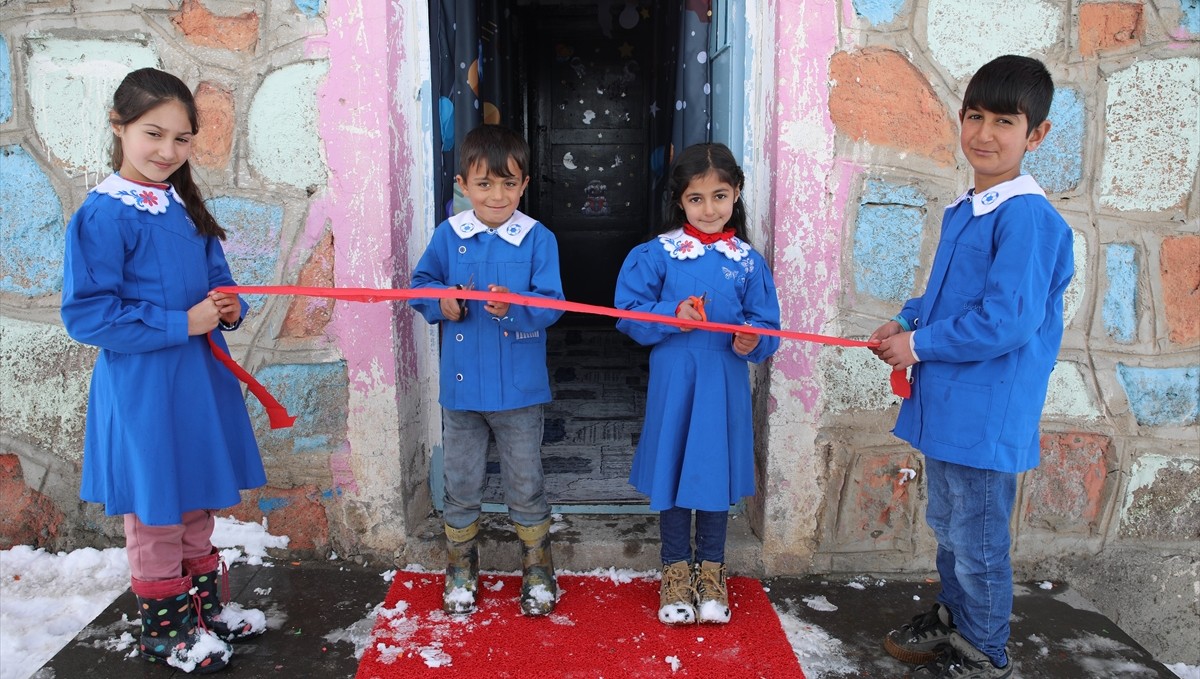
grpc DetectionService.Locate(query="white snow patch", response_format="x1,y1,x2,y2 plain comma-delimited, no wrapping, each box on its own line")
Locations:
666,655,682,671
1167,664,1200,679
803,595,838,612
1039,580,1054,590
211,515,289,566
774,604,859,678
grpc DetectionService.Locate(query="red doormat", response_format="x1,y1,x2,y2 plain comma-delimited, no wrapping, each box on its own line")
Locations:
356,569,805,678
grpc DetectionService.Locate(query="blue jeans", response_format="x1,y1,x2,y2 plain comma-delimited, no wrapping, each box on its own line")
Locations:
925,457,1017,668
659,506,729,564
441,405,550,529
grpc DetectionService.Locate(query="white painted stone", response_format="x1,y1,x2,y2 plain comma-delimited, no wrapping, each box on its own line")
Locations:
248,61,330,189
926,0,1060,79
1100,58,1200,212
1043,361,1101,420
819,346,901,412
1120,454,1198,522
25,39,158,177
1063,229,1087,327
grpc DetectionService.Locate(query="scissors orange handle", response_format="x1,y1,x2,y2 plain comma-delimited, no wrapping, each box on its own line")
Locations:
686,294,707,323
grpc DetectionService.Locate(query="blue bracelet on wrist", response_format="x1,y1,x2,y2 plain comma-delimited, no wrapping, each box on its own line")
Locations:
891,315,912,332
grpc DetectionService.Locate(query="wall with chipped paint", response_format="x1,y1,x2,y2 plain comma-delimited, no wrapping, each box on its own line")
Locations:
0,2,1196,656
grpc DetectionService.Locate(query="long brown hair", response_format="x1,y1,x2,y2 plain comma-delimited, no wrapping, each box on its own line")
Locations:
661,143,749,243
110,68,225,239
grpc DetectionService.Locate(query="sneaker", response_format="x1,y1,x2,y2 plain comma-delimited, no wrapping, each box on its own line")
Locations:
903,632,1012,679
694,561,731,624
657,561,697,625
885,602,956,664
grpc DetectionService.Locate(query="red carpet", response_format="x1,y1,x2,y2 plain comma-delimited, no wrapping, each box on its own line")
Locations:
356,569,805,678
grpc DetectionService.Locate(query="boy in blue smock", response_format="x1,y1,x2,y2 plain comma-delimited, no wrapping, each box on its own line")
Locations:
869,55,1075,679
411,124,565,617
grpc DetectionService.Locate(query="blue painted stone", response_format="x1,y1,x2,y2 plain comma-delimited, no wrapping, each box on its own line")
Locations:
1102,243,1138,343
205,196,284,309
1024,88,1084,194
250,362,349,454
294,0,321,18
1181,0,1200,34
1116,364,1200,427
853,179,926,303
852,0,906,25
0,146,64,295
0,36,12,124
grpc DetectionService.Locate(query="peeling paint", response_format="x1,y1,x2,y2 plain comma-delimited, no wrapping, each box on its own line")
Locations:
926,0,1060,79
853,179,926,302
250,362,349,455
851,0,905,25
0,35,12,124
1062,230,1087,327
1120,454,1200,540
1099,58,1200,212
0,146,64,295
1103,243,1138,343
25,38,158,176
1116,364,1200,427
206,196,284,311
819,346,901,413
247,61,330,189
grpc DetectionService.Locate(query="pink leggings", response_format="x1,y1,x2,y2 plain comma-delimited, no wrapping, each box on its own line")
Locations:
124,509,215,581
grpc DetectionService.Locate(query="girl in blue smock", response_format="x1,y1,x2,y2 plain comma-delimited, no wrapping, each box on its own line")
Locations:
61,68,266,673
614,143,780,626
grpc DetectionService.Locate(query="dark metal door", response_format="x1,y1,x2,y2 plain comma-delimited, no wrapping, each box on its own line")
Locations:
527,6,653,313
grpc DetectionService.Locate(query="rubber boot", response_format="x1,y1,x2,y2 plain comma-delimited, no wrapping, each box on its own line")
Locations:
131,574,232,674
182,549,266,642
443,521,480,614
515,519,557,616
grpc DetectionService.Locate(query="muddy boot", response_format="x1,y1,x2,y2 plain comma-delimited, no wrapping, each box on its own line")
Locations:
443,522,480,614
182,549,266,642
515,519,557,616
132,574,232,674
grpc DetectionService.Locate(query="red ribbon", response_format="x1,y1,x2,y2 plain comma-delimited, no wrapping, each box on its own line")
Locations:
206,332,297,429
211,285,909,427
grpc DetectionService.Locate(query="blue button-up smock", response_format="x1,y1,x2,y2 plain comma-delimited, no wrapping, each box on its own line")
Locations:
893,175,1075,473
410,209,565,412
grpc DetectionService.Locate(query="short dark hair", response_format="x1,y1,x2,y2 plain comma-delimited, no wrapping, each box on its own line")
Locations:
962,55,1054,134
662,143,749,242
458,124,530,179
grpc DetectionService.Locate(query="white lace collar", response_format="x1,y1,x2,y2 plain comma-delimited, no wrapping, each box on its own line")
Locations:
658,228,752,262
91,174,183,215
948,174,1046,216
448,209,537,247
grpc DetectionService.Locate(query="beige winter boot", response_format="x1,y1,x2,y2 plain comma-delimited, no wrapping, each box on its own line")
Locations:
515,519,557,616
695,560,731,623
658,560,697,625
443,521,479,614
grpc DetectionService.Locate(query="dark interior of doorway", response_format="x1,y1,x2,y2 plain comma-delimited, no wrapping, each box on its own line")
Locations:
475,1,674,506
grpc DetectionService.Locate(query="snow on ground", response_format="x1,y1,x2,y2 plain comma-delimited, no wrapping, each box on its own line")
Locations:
0,516,288,679
3,549,1199,679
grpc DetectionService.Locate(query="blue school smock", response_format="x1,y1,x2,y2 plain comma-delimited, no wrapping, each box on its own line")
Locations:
614,230,781,511
60,174,266,526
892,174,1075,474
410,209,565,412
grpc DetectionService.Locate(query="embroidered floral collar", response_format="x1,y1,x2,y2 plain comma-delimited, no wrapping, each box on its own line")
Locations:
658,227,752,262
91,174,183,215
449,209,537,247
948,174,1046,216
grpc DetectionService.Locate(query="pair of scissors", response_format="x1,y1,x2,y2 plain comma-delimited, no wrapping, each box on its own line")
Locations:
454,274,474,318
686,292,708,322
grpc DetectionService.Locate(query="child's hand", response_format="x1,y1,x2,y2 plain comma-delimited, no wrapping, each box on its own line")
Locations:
440,293,464,321
732,330,760,356
876,332,917,369
484,284,510,317
868,320,904,359
187,297,221,336
208,291,242,325
675,298,704,332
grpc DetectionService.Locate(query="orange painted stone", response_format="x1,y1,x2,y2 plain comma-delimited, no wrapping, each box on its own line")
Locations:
193,82,235,169
228,486,329,552
1161,235,1199,345
1024,433,1111,533
1079,3,1143,57
281,230,335,339
0,453,65,549
170,0,259,53
829,48,956,165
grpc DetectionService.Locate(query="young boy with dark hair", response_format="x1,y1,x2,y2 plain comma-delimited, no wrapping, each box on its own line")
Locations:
869,55,1075,679
411,124,565,617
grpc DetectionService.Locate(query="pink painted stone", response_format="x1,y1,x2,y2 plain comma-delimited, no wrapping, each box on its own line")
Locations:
1024,433,1112,532
193,82,235,169
171,0,259,53
829,48,957,166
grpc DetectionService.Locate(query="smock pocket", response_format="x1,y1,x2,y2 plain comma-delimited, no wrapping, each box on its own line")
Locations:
944,243,989,297
510,330,548,393
925,375,991,449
